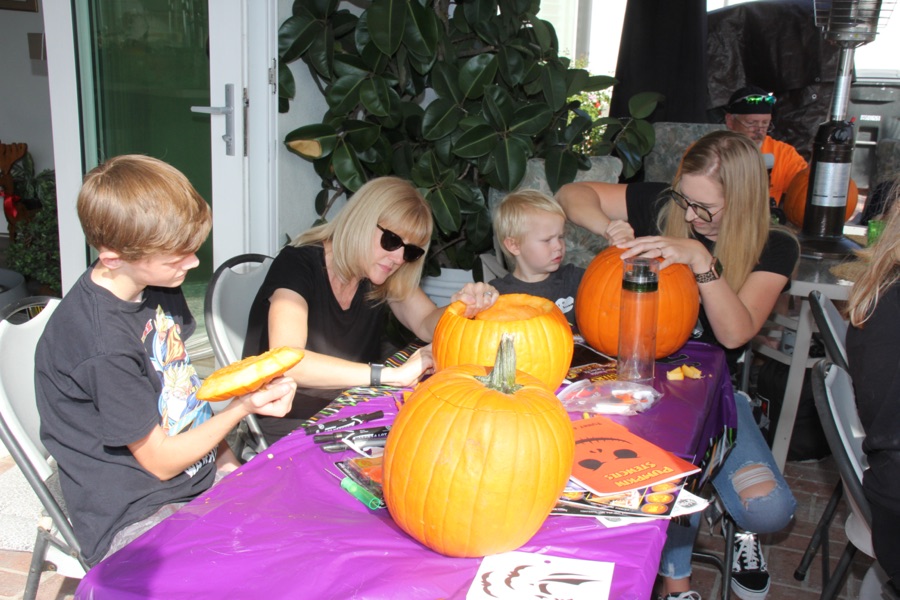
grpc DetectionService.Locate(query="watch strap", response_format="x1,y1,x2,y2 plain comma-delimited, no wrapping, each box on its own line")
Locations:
369,363,384,387
695,257,723,284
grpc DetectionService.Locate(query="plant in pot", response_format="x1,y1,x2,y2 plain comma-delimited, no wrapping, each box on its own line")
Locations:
5,153,62,296
277,0,660,277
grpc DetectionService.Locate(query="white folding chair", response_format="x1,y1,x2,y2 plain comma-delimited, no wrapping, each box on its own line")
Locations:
0,296,88,600
795,291,850,582
203,254,274,456
810,360,875,600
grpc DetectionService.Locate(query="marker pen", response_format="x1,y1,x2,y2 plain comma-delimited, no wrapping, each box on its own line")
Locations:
304,411,384,435
314,426,390,445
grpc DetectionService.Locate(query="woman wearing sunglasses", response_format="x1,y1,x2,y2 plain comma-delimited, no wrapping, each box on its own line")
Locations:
557,130,799,600
243,176,497,444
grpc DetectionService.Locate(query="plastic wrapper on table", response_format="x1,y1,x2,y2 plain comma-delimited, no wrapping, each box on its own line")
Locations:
557,380,661,415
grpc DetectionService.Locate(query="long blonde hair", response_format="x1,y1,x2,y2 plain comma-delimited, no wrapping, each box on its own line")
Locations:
293,177,432,302
847,179,900,327
659,130,787,291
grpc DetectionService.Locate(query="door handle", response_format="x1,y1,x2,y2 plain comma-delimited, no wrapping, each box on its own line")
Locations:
192,83,235,156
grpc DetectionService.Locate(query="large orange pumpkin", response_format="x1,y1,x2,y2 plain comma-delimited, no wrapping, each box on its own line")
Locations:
432,293,573,391
783,167,858,228
383,335,574,558
575,246,700,359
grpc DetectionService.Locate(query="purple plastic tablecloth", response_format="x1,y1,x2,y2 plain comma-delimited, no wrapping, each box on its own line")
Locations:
76,341,735,600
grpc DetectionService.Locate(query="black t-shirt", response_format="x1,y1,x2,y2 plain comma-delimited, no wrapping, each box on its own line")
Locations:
847,282,900,507
35,267,216,565
490,263,585,326
244,244,387,441
625,182,798,371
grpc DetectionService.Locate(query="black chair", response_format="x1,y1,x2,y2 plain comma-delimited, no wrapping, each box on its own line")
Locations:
203,253,274,457
810,360,874,600
794,291,850,583
0,296,88,599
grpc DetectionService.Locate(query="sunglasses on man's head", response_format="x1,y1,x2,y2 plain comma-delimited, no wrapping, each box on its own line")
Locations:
729,93,776,109
667,188,723,223
377,225,426,262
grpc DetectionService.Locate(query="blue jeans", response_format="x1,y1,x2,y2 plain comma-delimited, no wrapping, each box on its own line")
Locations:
659,391,797,579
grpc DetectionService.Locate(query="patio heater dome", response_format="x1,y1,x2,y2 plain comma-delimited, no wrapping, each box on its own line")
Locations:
800,0,896,258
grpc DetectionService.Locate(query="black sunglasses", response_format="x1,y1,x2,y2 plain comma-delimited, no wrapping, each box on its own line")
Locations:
667,188,723,223
377,225,425,262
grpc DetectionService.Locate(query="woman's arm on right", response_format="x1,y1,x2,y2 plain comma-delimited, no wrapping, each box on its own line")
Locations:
556,181,634,244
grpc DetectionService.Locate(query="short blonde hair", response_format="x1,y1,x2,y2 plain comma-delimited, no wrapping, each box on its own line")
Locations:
493,190,566,265
77,155,211,261
293,177,432,302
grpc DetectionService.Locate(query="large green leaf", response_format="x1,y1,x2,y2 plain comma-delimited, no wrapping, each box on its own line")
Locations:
482,85,514,131
306,27,335,79
404,0,439,62
463,0,499,27
359,76,394,117
543,147,579,193
628,91,664,120
458,54,498,100
431,63,463,104
540,64,567,111
367,0,406,56
452,124,497,159
497,46,525,87
356,136,393,175
279,9,321,63
527,14,552,53
299,0,339,20
332,140,367,192
492,136,529,190
343,119,381,150
509,103,552,136
631,118,657,154
565,68,590,97
278,61,296,103
284,123,338,159
464,205,493,250
426,186,462,235
422,98,463,141
326,74,365,114
333,54,370,78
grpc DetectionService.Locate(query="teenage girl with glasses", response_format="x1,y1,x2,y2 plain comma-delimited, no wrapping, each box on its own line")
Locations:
557,130,799,600
243,176,498,444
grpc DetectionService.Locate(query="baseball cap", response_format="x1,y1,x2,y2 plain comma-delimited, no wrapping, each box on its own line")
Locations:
726,85,775,115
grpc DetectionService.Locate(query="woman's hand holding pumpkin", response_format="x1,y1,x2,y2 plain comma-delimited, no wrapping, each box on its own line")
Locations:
450,282,499,318
618,235,711,273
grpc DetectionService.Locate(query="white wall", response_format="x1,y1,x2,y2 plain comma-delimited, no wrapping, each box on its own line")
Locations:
0,6,53,231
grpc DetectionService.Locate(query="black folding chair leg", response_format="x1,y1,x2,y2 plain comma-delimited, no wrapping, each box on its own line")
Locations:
24,529,49,600
795,479,843,581
820,543,857,600
721,517,734,600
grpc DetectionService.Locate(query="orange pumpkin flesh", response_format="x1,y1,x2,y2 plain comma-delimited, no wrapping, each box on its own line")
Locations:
575,246,700,359
383,336,574,558
197,346,304,401
783,167,858,228
432,293,573,391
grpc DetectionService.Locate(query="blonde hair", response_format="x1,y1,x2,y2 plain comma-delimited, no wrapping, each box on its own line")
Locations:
847,179,900,327
659,130,793,291
77,155,211,261
293,177,432,302
493,190,566,265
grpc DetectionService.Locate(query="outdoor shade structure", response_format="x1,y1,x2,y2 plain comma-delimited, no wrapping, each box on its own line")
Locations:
611,0,841,164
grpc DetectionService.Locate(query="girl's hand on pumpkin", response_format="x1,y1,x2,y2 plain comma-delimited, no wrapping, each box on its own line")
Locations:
605,219,635,246
386,345,434,386
618,236,710,272
239,376,296,417
450,283,498,318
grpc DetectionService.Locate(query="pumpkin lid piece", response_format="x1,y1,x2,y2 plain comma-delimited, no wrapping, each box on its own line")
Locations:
197,346,304,402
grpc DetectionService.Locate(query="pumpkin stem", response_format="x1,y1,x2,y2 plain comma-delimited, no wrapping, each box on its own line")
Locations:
474,333,523,394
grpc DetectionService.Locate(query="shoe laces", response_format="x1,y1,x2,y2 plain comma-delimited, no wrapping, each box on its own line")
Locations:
661,592,702,600
733,531,766,572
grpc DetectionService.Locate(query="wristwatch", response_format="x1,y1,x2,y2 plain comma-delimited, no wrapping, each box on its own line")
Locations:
694,256,723,284
369,363,384,387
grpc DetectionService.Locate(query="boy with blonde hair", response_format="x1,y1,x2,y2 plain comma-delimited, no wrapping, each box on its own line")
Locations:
490,190,584,325
35,155,296,565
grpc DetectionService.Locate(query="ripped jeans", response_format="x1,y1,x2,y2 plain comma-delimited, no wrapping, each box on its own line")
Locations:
659,391,797,580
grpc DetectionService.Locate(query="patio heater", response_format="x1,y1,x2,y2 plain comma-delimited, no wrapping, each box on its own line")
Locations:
801,0,895,258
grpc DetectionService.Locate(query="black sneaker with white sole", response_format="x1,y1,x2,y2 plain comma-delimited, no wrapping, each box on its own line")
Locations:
731,530,770,600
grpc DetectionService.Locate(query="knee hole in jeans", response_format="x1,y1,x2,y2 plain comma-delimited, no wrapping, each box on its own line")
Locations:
732,463,777,505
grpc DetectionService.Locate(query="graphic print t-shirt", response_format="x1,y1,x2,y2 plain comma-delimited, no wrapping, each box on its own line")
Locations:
36,267,216,565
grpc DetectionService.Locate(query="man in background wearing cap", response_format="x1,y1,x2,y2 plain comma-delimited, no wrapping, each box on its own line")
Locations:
726,85,808,205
